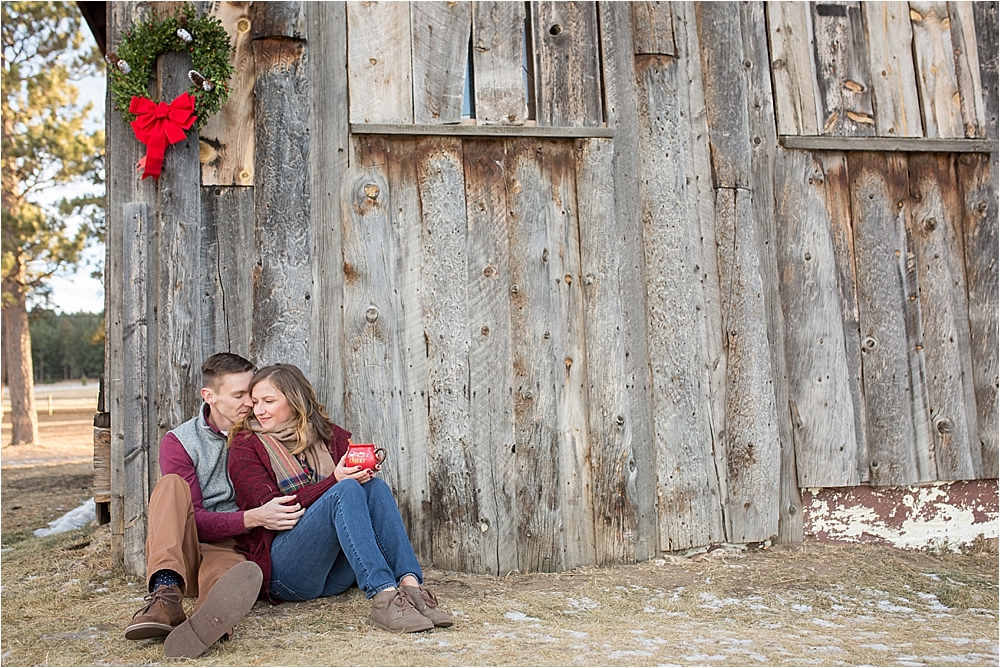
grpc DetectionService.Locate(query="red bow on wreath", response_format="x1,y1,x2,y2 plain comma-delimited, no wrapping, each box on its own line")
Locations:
129,92,198,180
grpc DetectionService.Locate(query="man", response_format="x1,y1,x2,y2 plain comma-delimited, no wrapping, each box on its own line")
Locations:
124,353,304,658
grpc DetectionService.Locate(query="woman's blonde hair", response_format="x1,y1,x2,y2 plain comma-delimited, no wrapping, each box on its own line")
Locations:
229,364,333,454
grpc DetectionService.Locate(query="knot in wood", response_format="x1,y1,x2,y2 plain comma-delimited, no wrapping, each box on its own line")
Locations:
935,418,954,434
479,519,490,533
564,357,573,368
772,58,785,70
365,305,380,323
510,284,519,295
564,274,572,285
863,336,878,350
616,415,625,426
788,504,797,515
923,217,937,232
584,273,595,285
483,265,494,278
804,252,811,261
548,24,562,36
523,390,533,400
481,325,490,336
237,18,250,33
363,182,380,200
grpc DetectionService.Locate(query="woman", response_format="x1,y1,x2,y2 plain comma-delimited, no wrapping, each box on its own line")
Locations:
227,364,452,633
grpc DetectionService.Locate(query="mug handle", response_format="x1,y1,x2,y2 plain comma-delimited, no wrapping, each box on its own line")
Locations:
374,447,387,464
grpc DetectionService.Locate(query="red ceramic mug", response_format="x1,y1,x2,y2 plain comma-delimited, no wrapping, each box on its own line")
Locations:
345,443,386,471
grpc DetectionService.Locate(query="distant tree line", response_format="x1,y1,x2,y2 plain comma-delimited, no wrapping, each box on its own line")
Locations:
28,309,104,383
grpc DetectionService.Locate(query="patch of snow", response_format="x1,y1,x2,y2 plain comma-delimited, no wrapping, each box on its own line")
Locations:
861,643,895,651
791,604,813,612
33,498,95,537
504,611,540,622
811,618,842,628
565,630,588,639
609,650,654,659
877,600,914,613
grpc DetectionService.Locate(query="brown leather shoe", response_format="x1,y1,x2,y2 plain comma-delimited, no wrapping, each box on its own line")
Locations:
163,560,262,659
370,588,434,633
124,585,186,640
402,585,454,627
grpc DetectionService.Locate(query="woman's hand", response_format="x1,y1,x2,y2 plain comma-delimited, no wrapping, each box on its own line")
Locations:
334,452,378,484
243,495,304,531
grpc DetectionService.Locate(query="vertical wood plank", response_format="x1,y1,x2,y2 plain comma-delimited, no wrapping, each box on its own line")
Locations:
341,140,408,513
695,2,750,189
821,153,871,482
415,137,477,570
848,152,931,485
200,1,256,186
909,1,963,138
506,139,594,571
155,49,203,471
767,1,820,135
463,138,518,575
697,1,780,542
411,2,472,124
861,2,923,137
957,153,999,478
774,149,860,487
251,37,311,369
948,2,987,138
122,203,151,576
107,1,159,571
631,1,675,55
541,140,595,570
201,187,254,357
576,137,636,564
598,0,659,561
907,153,979,479
811,1,875,135
347,1,413,124
381,138,432,561
250,0,306,39
532,1,602,127
741,0,801,544
636,54,725,551
672,2,730,543
714,187,781,542
506,140,560,571
471,1,527,125
307,1,349,423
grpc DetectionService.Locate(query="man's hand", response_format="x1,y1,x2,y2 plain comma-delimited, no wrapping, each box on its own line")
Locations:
243,495,303,531
334,452,378,484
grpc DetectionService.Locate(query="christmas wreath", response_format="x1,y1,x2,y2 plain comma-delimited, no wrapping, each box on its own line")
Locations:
107,4,234,179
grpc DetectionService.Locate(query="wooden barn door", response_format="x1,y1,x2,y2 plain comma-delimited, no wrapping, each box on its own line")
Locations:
339,134,633,574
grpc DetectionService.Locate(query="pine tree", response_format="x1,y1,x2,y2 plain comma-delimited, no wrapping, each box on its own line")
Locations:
2,1,103,445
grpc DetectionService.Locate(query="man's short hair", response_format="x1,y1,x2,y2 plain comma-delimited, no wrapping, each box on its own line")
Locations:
201,353,254,391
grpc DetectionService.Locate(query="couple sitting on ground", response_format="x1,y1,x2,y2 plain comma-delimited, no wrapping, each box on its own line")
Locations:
124,353,451,659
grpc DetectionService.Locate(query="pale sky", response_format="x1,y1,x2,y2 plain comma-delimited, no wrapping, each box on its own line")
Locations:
42,28,105,315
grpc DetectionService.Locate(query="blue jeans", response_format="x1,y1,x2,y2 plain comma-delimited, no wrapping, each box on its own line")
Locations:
268,478,423,601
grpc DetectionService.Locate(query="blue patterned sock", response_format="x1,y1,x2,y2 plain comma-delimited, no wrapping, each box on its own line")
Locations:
150,569,183,591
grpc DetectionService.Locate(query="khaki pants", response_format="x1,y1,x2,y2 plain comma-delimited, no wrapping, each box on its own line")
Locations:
145,474,246,612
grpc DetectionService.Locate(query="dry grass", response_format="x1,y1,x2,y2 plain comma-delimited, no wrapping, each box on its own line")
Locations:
2,464,998,666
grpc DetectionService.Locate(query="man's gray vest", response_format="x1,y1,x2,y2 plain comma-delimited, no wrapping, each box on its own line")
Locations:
168,405,239,513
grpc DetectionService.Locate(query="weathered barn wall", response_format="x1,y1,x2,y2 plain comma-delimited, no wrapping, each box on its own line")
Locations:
106,1,999,576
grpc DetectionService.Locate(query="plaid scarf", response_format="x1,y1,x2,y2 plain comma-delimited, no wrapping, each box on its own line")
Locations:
255,432,315,495
247,418,334,495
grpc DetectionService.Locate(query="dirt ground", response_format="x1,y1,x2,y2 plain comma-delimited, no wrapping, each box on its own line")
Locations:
1,403,997,666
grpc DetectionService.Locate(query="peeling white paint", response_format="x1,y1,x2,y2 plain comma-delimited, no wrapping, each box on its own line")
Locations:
804,482,999,551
